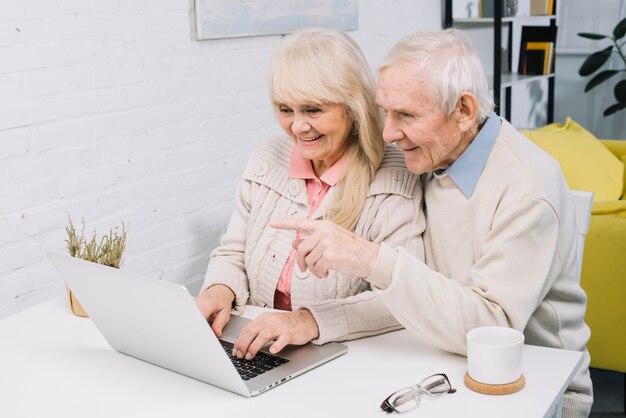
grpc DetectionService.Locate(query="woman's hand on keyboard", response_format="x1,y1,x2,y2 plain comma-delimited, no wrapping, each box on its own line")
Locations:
194,284,235,337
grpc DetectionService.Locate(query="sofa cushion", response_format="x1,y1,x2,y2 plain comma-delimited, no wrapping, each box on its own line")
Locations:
522,118,624,202
591,200,626,217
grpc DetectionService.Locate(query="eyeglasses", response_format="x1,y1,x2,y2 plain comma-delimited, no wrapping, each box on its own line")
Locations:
380,373,456,414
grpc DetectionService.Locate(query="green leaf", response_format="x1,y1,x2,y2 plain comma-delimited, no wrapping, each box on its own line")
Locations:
613,17,626,40
603,102,626,116
577,32,609,40
614,79,626,102
584,70,619,92
579,46,614,76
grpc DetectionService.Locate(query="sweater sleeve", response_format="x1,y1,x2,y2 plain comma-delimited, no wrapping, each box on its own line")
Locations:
306,185,425,344
200,178,252,314
369,196,561,355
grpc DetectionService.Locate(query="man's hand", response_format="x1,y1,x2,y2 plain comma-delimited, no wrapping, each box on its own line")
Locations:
194,284,235,337
271,218,380,279
232,310,320,360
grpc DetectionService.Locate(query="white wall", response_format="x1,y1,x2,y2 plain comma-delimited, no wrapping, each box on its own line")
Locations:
0,0,442,318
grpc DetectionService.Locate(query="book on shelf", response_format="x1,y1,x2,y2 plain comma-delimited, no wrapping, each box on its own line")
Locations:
519,42,555,75
518,25,557,75
523,46,545,75
479,0,505,17
530,0,556,15
522,42,554,75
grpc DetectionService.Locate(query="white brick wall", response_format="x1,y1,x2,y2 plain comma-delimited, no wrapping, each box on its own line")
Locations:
0,0,440,318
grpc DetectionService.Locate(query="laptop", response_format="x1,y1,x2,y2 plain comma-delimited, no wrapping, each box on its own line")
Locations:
47,252,347,397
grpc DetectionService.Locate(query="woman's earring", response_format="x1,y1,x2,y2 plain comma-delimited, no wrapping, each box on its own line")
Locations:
351,124,358,136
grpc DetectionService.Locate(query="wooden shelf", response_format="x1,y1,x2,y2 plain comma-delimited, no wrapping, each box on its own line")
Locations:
453,15,556,24
454,17,515,23
488,73,555,89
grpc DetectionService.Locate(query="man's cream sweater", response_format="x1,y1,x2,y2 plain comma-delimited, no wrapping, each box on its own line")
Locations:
202,136,424,344
369,120,593,418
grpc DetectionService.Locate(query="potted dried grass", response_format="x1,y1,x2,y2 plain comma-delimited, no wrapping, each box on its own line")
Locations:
65,216,128,317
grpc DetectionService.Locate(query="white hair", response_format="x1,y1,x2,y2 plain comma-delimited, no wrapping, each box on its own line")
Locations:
379,28,494,122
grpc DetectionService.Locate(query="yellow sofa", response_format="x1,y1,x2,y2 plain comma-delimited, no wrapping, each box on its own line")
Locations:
523,118,626,373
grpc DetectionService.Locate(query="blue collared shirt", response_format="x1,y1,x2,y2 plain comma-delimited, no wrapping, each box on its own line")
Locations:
433,112,501,199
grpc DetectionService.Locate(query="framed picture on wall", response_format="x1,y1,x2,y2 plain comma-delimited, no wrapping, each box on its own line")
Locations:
194,0,359,40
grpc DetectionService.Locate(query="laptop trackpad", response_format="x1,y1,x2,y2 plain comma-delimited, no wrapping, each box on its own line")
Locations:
218,315,251,342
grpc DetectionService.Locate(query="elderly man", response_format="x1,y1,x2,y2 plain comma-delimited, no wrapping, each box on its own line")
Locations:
273,29,592,417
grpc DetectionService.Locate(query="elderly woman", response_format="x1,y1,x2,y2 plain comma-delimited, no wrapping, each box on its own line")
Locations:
195,28,424,360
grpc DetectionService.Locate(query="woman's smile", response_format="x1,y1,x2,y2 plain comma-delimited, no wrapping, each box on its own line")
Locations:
298,134,323,145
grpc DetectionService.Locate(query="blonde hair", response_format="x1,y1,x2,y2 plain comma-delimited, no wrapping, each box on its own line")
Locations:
269,28,384,231
380,28,494,123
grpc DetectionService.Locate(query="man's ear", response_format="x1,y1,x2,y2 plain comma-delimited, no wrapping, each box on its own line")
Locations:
455,92,479,133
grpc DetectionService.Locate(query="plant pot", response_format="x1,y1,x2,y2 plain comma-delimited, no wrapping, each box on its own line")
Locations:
66,285,88,317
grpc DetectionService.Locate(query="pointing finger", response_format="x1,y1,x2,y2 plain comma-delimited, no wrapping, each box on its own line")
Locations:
291,238,303,250
294,234,320,273
270,218,317,234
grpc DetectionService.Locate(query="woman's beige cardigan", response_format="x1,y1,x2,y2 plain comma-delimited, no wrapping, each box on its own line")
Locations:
201,136,424,344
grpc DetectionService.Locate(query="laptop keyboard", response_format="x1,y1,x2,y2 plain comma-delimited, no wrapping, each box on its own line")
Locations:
219,340,289,381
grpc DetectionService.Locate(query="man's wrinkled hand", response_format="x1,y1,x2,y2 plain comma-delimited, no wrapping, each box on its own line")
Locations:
232,310,320,360
271,218,380,279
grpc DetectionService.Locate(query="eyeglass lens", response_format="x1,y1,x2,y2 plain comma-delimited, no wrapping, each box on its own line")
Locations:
386,387,420,413
419,374,455,397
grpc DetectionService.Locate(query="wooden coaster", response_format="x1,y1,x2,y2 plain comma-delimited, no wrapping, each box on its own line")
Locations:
464,373,525,395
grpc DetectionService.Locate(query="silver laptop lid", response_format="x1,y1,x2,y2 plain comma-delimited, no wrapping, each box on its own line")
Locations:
48,252,348,397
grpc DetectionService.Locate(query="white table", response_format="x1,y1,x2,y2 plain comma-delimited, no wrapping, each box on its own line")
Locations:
0,296,582,418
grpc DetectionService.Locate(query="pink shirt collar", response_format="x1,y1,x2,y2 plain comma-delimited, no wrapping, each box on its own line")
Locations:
289,147,348,186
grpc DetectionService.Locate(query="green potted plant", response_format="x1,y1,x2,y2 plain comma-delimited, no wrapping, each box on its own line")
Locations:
578,17,626,116
65,216,128,317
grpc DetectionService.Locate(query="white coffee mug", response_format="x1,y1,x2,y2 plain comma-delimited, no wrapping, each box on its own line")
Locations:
466,326,524,385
